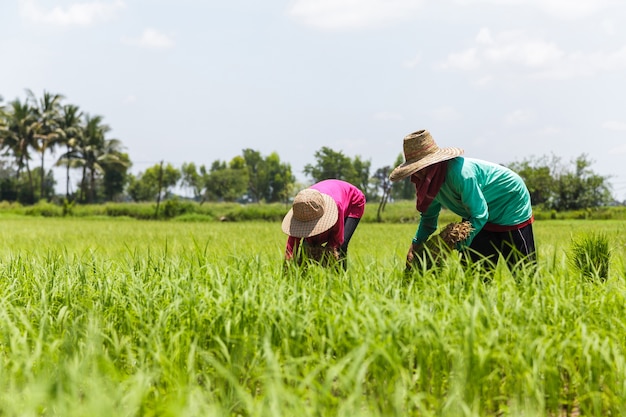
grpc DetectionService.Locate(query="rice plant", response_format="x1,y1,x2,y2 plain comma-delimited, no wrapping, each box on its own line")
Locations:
0,217,624,415
568,232,611,281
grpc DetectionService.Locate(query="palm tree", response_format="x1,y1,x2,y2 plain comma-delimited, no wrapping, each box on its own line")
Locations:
0,99,38,203
96,138,130,201
74,114,128,203
55,104,83,200
28,90,64,200
71,114,100,202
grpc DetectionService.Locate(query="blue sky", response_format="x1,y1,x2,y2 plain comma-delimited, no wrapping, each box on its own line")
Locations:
1,0,626,199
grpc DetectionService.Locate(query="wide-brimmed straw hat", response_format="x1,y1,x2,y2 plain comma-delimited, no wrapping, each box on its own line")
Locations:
389,129,464,182
281,188,339,238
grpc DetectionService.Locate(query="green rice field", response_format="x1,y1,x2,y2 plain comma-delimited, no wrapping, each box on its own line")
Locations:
0,216,625,416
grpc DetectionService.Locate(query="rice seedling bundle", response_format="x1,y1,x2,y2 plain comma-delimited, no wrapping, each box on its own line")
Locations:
407,221,473,270
295,242,341,267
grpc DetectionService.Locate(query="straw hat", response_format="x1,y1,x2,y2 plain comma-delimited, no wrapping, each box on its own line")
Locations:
281,188,339,238
389,130,464,182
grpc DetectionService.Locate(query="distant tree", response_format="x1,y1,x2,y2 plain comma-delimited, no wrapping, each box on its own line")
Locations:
0,98,38,203
552,154,613,211
0,159,17,201
181,162,208,201
1,91,133,204
390,153,415,200
20,167,56,202
75,114,129,203
304,147,357,183
204,157,248,202
27,89,64,200
55,104,84,200
101,152,131,201
262,152,295,203
155,162,182,201
241,149,295,203
351,156,371,198
242,149,266,202
372,166,393,222
229,155,246,171
127,173,158,202
508,154,559,207
75,114,105,202
508,153,612,210
303,147,370,196
127,162,180,202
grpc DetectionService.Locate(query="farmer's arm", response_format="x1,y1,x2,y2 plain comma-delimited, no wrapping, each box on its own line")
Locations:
406,200,440,266
412,199,441,245
285,236,300,260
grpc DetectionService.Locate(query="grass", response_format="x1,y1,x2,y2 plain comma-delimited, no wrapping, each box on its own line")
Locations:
0,217,625,415
568,232,611,281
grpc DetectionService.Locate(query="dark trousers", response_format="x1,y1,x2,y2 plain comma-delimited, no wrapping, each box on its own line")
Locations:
464,223,536,271
339,217,361,268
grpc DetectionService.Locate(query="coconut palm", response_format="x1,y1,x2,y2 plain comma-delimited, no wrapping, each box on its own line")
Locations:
75,114,105,202
55,104,83,200
74,114,129,203
27,90,64,199
92,140,129,203
0,98,38,202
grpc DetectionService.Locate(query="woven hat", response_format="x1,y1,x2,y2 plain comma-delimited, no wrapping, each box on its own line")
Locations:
281,188,339,238
389,130,464,182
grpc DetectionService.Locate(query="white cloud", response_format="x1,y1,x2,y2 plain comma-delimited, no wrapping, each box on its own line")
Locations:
475,27,494,45
440,48,481,71
287,0,423,30
19,0,125,26
122,29,175,49
601,19,617,35
482,31,564,68
602,120,626,131
452,0,615,20
440,29,626,80
534,0,612,19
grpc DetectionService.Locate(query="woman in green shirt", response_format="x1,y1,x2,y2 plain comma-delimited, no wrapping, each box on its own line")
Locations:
390,129,536,270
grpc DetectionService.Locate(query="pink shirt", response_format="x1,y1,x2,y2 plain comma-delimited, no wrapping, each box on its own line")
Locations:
285,179,366,258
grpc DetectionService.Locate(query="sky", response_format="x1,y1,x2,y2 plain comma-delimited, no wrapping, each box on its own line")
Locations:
1,0,626,199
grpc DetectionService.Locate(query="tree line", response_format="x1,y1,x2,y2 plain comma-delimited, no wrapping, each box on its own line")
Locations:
0,90,616,210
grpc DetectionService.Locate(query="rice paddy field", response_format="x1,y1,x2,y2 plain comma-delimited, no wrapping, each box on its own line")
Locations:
1,215,626,416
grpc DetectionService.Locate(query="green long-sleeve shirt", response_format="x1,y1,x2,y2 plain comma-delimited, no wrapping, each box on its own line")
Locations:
413,157,533,247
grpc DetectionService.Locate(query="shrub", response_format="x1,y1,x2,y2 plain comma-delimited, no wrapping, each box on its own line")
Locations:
23,201,63,217
223,204,287,222
104,203,155,220
162,198,198,219
172,213,214,222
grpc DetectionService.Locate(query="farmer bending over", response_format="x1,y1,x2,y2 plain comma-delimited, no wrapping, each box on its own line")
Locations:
282,179,366,269
390,129,536,271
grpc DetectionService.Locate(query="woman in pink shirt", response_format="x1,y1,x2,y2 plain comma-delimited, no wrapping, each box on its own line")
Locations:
281,179,366,269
